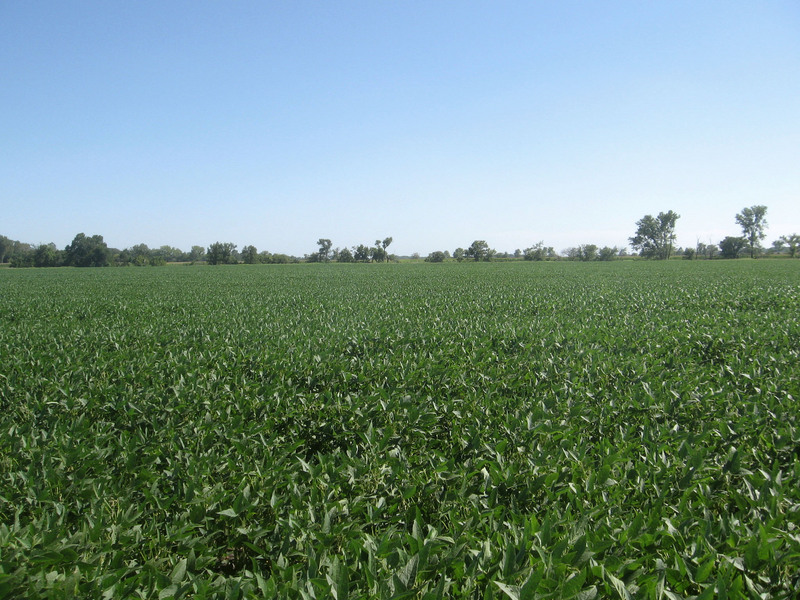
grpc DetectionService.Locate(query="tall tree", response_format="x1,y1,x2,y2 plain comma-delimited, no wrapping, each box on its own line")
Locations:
65,233,111,267
629,211,680,259
371,240,385,263
735,205,768,258
241,245,259,264
316,238,332,262
579,244,598,261
382,237,393,262
128,243,151,266
337,247,354,263
189,245,206,262
0,235,10,263
353,244,370,262
206,242,237,265
466,240,492,261
778,234,800,258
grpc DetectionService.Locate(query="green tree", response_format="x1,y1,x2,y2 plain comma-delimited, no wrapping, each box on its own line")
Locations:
453,248,465,262
719,236,747,259
353,244,370,262
337,247,354,263
33,243,60,267
523,242,546,261
629,211,680,259
382,237,393,262
65,233,111,267
370,240,386,263
0,235,10,263
425,251,447,262
270,253,296,264
189,245,206,262
778,234,800,258
736,205,767,258
206,242,237,265
127,243,151,266
10,245,34,267
466,240,492,261
151,245,185,263
241,245,259,264
315,238,332,262
598,246,618,261
735,205,768,258
579,244,598,261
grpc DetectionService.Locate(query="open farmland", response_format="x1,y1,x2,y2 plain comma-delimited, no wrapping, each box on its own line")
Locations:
1,261,799,599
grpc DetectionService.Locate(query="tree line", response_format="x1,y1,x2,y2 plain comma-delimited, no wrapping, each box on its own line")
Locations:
0,235,300,268
306,237,395,263
422,206,796,262
2,205,798,268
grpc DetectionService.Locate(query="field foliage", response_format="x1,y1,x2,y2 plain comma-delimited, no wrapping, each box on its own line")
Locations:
1,261,799,598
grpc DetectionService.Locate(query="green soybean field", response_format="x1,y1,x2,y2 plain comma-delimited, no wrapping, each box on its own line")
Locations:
1,260,799,599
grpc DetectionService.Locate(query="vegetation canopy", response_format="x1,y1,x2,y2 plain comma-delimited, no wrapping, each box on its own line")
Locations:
1,261,799,598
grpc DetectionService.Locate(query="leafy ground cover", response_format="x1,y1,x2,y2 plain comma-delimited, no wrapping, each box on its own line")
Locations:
1,260,799,599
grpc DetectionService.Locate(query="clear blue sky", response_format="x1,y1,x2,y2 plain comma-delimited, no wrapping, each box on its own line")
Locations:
2,1,799,256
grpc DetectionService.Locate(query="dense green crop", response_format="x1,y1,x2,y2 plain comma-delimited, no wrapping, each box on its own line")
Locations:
1,261,798,598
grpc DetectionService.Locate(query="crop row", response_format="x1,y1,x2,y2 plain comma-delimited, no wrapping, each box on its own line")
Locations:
1,260,798,598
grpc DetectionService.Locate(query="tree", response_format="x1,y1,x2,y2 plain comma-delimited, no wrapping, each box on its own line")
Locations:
65,233,111,267
337,247,354,263
779,234,800,258
150,245,184,263
523,242,547,261
719,236,747,259
241,245,259,264
0,235,11,263
598,246,618,261
466,240,491,261
629,211,680,259
453,248,465,262
382,237,393,262
206,242,237,265
10,250,34,268
353,244,370,262
370,241,386,263
735,205,768,258
125,243,150,266
425,251,447,262
189,245,206,262
269,253,296,264
315,238,332,262
32,243,60,267
579,244,598,261
769,239,785,255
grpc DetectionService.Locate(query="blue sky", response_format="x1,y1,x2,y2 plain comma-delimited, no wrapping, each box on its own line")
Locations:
2,1,799,256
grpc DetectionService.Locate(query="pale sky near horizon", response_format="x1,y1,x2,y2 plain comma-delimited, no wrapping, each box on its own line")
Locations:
2,1,799,256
